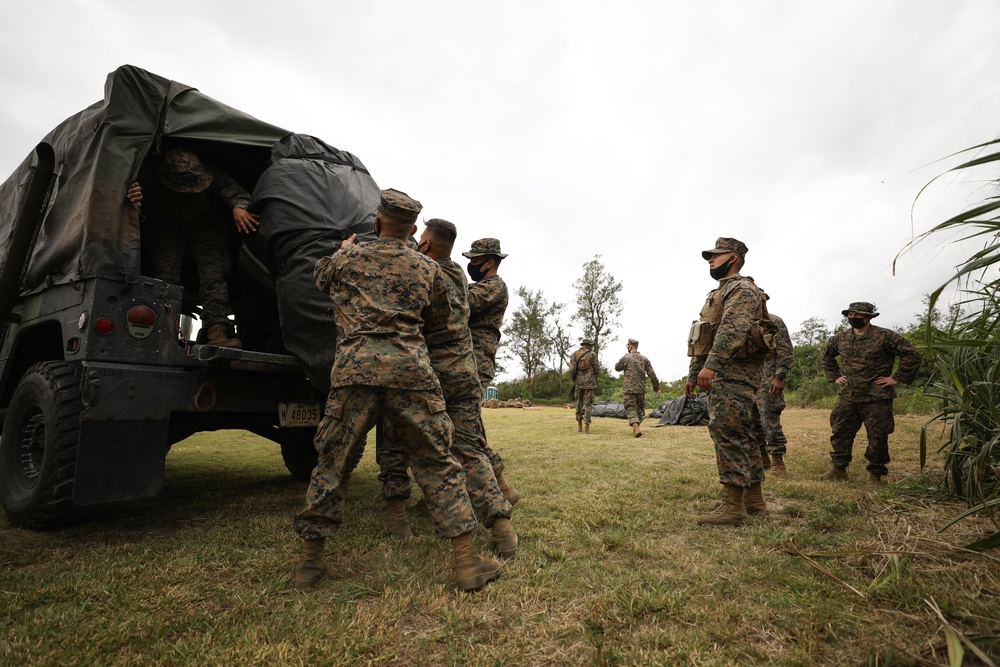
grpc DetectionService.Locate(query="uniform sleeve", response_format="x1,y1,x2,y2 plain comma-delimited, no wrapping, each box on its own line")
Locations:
615,354,628,372
645,358,659,391
687,355,704,384
774,316,795,375
208,166,252,210
888,332,921,385
821,336,841,382
314,252,341,294
467,279,498,316
704,281,761,371
422,265,457,349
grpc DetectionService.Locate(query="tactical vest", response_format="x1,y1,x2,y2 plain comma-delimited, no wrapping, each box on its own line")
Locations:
687,277,778,359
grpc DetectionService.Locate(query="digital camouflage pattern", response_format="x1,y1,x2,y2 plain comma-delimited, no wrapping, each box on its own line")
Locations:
378,256,511,525
295,386,477,540
687,275,767,394
708,382,766,487
314,237,452,390
574,388,595,425
821,325,920,402
829,398,894,476
754,312,793,455
571,344,597,424
468,274,508,387
615,351,659,426
141,160,252,328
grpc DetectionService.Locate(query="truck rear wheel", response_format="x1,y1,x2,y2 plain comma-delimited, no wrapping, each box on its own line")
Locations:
278,427,365,481
0,362,82,528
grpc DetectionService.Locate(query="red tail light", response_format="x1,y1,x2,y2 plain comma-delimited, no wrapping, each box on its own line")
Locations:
94,317,115,335
127,305,157,326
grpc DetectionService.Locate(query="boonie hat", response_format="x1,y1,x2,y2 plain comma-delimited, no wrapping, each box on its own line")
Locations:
627,338,639,347
157,148,212,193
377,188,422,226
462,238,508,259
702,237,749,260
580,338,593,346
842,302,879,318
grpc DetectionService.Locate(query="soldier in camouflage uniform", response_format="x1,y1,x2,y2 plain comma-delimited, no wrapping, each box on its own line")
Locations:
614,339,659,437
821,302,920,486
685,237,769,526
292,189,501,592
748,309,794,477
377,218,517,560
464,238,519,505
140,148,258,348
569,338,598,433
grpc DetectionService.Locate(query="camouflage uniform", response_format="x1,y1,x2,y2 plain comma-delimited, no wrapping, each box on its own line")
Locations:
822,312,920,476
294,220,478,541
467,274,508,390
688,271,767,488
615,344,659,426
569,343,597,424
377,257,512,526
141,149,250,328
750,313,794,457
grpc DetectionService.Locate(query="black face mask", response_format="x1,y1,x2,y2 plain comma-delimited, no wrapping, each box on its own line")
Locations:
709,257,735,281
468,260,489,282
849,317,867,329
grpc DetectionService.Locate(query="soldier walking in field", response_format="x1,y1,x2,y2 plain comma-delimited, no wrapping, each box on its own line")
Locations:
464,238,519,504
292,189,500,592
749,307,794,477
821,302,920,486
569,338,598,433
615,339,659,438
685,237,770,525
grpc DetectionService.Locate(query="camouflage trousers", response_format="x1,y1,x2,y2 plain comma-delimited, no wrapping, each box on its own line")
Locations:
475,374,505,475
751,385,788,456
829,398,894,476
623,392,646,425
146,222,233,328
294,386,477,541
378,384,511,526
575,387,595,424
707,380,765,487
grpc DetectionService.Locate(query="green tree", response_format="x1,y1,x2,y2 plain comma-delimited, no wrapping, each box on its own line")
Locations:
502,285,555,388
549,301,574,394
792,316,830,346
572,255,623,370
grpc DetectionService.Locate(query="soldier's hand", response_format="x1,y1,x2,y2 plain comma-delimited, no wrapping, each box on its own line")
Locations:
874,376,898,388
835,376,848,386
697,367,716,392
684,382,698,398
127,182,142,205
769,377,785,395
340,234,358,250
233,208,261,233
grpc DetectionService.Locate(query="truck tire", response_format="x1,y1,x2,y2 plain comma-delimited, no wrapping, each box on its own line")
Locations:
0,362,81,528
278,427,365,482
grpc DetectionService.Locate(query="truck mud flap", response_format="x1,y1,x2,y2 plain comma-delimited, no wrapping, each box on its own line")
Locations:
73,420,170,506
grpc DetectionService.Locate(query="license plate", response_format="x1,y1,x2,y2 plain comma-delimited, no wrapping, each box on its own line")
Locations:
278,402,321,427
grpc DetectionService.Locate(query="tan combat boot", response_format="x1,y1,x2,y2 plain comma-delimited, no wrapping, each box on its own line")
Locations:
293,538,325,590
452,532,501,591
495,471,520,505
206,323,242,348
386,498,413,538
632,423,642,438
584,422,590,434
696,485,748,526
771,455,786,477
867,473,884,487
821,467,849,481
491,518,519,560
745,483,767,515
577,421,583,433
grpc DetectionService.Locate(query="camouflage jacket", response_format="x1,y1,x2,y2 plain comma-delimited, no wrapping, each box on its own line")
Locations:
687,274,766,390
468,274,508,382
429,257,481,397
141,163,251,229
761,313,794,386
615,352,659,393
314,237,453,390
569,347,597,390
822,324,921,402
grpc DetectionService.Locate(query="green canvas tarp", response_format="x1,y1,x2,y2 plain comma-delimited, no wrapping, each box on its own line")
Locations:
0,64,288,294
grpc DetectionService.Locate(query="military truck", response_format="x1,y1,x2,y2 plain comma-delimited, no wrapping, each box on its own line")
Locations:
0,65,378,528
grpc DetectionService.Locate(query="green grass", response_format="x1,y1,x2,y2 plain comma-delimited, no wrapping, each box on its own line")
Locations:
2,408,998,666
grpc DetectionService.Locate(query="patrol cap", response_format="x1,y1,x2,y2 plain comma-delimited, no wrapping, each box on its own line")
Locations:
157,148,212,193
627,338,639,347
377,188,422,226
702,237,748,260
462,238,508,259
580,338,593,346
842,301,879,318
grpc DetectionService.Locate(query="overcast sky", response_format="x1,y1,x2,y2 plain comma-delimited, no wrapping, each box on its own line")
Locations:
2,1,999,381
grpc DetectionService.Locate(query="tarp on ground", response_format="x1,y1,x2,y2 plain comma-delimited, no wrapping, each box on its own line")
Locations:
592,401,628,419
245,134,380,393
654,395,709,426
0,64,287,294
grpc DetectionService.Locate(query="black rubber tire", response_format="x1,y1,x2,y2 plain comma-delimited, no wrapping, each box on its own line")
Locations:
0,362,82,528
279,428,319,481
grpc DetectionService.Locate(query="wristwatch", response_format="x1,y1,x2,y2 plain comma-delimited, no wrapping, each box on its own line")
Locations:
775,372,786,381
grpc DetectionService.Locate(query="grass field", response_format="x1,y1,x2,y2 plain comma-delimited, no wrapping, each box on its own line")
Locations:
2,406,998,666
